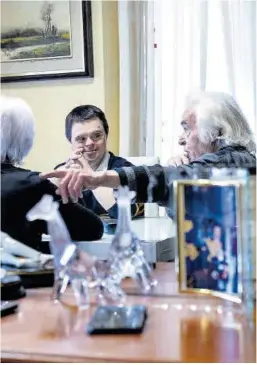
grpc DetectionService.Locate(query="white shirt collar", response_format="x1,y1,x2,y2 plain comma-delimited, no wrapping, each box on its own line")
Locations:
95,152,110,171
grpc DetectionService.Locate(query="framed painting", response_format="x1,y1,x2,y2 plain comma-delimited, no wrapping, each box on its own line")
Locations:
1,0,94,82
174,179,246,304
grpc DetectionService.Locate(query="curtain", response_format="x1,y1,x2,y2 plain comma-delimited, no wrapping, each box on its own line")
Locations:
154,0,209,164
156,0,256,164
220,0,256,133
118,0,155,157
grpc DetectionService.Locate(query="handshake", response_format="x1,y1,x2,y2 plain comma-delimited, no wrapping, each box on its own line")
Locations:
41,147,120,204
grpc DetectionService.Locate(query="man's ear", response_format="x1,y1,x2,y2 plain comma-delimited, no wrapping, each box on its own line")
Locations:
211,127,223,144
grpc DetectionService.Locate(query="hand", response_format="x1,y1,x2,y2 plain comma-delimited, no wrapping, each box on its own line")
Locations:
63,147,86,170
40,169,120,204
167,153,189,167
52,147,87,188
53,148,92,191
40,169,104,204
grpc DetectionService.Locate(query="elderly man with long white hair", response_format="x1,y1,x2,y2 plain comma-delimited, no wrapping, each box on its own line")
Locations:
42,91,256,205
1,96,104,251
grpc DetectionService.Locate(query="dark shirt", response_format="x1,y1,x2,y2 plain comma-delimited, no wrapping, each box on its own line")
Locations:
1,163,104,252
115,145,256,205
55,152,144,219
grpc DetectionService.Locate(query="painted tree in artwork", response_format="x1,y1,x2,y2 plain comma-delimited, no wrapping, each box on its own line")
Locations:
41,2,56,38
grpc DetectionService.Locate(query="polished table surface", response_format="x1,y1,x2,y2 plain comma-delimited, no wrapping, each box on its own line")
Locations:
1,263,256,363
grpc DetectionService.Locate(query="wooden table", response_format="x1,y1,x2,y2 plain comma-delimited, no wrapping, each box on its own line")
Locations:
1,264,256,363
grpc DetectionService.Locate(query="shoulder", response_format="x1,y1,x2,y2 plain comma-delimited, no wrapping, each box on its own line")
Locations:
1,164,55,195
108,151,134,169
196,145,256,167
1,164,40,182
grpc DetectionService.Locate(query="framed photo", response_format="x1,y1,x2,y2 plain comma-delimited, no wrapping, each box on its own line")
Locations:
174,179,244,303
1,0,93,82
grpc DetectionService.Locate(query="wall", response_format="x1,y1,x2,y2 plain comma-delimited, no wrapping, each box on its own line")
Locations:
102,1,120,154
1,1,119,172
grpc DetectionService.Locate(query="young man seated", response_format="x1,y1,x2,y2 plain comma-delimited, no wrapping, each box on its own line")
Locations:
55,104,144,219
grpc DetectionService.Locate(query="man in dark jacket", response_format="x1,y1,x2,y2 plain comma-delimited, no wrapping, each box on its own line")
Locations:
42,92,256,205
55,105,144,219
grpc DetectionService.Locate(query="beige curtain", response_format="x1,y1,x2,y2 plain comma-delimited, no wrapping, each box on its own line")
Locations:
118,0,155,157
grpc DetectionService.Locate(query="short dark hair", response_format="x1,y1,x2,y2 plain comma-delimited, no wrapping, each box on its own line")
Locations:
65,105,109,142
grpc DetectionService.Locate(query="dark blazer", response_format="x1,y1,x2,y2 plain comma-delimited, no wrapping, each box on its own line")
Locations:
55,152,144,219
1,163,104,252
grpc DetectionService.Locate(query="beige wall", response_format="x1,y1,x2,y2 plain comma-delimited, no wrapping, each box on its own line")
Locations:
1,1,119,172
102,1,120,155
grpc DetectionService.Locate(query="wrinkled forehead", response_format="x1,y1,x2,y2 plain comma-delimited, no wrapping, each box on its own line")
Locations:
71,118,105,138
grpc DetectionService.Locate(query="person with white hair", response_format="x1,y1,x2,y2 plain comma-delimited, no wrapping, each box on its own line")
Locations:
41,91,256,206
1,96,104,251
167,91,256,166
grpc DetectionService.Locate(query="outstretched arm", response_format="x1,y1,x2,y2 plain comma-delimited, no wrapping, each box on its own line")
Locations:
114,164,169,204
41,169,122,203
40,164,170,206
54,151,121,211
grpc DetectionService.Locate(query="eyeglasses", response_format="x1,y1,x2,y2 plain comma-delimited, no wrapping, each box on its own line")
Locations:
75,131,105,144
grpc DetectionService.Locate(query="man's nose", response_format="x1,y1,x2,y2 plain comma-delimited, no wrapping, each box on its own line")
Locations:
85,137,94,146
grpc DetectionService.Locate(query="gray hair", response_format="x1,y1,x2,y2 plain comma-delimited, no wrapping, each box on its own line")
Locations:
185,91,256,154
0,96,35,164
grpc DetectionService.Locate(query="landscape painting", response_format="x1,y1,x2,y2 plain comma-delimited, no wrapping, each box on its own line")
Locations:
1,0,94,82
1,1,72,62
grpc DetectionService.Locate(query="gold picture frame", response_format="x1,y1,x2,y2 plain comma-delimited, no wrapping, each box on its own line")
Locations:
174,179,246,304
